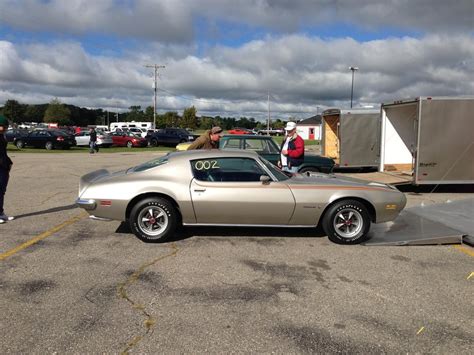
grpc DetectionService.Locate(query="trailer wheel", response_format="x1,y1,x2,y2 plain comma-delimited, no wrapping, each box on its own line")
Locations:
322,200,371,244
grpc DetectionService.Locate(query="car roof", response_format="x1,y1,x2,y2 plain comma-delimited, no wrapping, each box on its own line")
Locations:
222,134,268,138
168,149,260,162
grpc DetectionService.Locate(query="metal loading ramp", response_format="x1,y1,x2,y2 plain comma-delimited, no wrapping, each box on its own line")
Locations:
364,198,474,246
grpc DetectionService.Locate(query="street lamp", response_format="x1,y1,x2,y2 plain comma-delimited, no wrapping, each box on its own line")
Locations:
349,66,359,108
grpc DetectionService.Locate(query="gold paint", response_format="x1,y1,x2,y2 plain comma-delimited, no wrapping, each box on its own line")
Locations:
0,214,86,261
385,204,397,210
416,326,425,335
467,272,474,280
118,243,179,354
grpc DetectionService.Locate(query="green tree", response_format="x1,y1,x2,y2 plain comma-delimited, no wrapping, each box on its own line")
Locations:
181,106,197,129
144,106,154,123
199,116,214,130
163,111,180,127
3,99,25,124
24,104,46,123
126,105,144,122
44,98,72,126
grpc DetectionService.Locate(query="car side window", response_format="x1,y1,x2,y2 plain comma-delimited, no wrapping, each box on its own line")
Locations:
245,139,264,151
191,158,266,182
222,139,241,149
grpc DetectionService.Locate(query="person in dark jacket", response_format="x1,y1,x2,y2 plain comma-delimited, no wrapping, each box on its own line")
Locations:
0,115,14,224
89,127,98,154
278,121,304,174
187,126,223,150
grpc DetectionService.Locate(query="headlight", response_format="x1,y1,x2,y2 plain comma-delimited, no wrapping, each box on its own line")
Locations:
188,136,194,140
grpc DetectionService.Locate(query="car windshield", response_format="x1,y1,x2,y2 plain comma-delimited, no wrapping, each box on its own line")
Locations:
259,157,290,181
133,154,169,172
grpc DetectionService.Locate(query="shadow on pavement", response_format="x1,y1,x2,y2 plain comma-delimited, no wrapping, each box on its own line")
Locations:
115,222,326,243
13,204,78,219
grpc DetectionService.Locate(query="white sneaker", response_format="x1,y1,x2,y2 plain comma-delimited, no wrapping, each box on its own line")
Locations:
0,214,14,223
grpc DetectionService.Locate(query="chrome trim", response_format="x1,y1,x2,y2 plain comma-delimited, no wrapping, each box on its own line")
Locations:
182,223,316,228
76,198,96,211
89,215,112,221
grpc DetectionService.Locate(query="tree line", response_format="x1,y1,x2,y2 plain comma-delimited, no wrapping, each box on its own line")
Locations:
0,99,287,130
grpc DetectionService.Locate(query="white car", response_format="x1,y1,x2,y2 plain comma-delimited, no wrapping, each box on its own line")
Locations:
75,131,113,147
129,127,148,138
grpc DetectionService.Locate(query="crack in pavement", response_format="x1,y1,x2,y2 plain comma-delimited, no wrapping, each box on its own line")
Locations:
116,243,179,355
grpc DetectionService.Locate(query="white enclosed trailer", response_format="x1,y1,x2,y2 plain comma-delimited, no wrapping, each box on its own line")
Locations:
379,97,474,184
321,108,380,168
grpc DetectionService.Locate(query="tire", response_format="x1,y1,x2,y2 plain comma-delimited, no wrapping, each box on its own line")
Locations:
299,167,320,174
322,200,371,244
129,197,178,242
16,140,24,149
150,139,158,147
126,141,133,148
179,139,186,143
45,141,54,150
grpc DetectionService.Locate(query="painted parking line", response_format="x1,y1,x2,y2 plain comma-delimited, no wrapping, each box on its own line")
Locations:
0,214,86,261
454,245,474,257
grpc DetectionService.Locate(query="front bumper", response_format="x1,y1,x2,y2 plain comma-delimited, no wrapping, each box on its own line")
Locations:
76,198,96,211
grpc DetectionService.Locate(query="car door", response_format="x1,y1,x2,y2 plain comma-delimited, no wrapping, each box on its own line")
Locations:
190,157,295,224
76,131,89,146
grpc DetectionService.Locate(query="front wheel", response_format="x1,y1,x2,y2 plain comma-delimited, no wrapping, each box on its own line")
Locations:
126,141,133,148
322,200,371,244
129,197,178,242
299,167,320,174
16,140,24,149
45,141,54,150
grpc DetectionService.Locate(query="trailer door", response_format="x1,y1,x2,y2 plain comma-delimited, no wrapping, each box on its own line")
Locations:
380,102,418,173
340,112,380,167
416,98,474,184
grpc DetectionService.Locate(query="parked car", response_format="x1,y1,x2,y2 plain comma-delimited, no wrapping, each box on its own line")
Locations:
228,127,254,135
177,134,335,173
14,129,76,150
146,128,195,147
76,150,406,244
128,127,148,138
258,128,284,136
111,131,148,148
5,128,28,143
75,131,113,147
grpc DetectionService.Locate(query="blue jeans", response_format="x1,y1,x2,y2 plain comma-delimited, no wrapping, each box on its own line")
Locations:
89,141,98,153
0,168,9,215
282,166,298,174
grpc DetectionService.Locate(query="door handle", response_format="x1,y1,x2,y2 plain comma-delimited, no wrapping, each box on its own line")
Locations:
194,188,206,192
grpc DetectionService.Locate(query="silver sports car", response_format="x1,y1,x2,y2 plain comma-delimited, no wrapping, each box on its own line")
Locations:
76,150,406,244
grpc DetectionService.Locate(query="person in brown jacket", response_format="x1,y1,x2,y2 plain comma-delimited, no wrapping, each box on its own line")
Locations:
187,126,223,150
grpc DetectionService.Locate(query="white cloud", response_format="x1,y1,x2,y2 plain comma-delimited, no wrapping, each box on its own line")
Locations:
1,33,473,120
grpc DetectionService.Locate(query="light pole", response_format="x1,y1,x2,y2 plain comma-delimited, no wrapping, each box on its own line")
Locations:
349,66,359,108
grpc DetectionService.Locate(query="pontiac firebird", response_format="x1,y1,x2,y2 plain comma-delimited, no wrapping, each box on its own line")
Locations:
76,150,406,244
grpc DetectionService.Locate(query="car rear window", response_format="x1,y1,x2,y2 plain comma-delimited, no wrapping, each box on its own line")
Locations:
133,155,169,172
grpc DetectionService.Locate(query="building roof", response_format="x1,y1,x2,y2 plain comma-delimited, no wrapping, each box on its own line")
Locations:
297,115,322,125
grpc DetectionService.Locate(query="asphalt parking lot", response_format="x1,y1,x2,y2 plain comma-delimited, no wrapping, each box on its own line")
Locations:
1,152,473,354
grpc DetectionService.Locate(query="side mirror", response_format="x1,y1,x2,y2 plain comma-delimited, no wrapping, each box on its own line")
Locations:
260,175,271,185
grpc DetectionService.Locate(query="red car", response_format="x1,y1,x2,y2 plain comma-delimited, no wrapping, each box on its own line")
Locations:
228,127,254,135
111,131,148,148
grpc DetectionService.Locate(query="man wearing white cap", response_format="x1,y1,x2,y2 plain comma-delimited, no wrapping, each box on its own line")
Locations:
278,121,304,174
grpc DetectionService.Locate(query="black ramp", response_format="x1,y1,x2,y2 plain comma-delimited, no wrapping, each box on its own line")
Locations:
364,199,474,245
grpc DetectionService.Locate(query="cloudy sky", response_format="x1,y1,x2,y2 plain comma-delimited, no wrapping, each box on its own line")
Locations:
0,0,473,120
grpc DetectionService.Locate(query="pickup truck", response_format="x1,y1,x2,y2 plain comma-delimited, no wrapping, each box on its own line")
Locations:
257,128,284,136
177,134,335,173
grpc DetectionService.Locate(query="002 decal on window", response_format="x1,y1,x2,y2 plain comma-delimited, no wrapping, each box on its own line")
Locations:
194,160,219,170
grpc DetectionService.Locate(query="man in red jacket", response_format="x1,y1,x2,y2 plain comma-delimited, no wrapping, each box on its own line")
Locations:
278,121,304,174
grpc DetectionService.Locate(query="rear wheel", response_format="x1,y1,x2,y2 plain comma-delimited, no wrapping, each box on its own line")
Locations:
15,140,24,149
45,141,54,150
129,197,177,242
150,139,158,147
322,200,371,244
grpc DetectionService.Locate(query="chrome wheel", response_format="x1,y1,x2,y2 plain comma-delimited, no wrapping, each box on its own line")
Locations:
137,206,168,237
333,208,363,239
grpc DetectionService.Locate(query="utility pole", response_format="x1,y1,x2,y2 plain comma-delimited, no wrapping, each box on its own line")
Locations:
145,64,165,129
267,92,270,136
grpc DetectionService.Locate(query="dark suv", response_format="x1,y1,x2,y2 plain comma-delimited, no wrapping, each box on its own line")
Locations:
220,134,335,173
146,128,195,147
